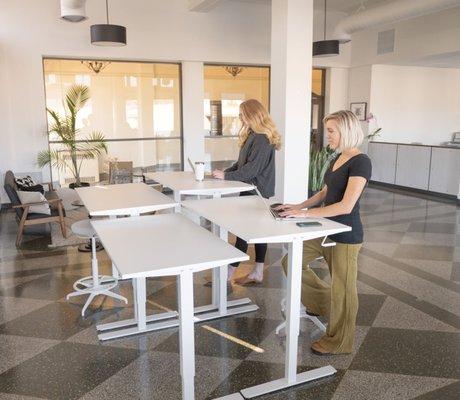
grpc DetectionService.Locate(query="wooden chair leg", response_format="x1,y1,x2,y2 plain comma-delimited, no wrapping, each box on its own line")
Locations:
16,208,28,247
57,202,67,238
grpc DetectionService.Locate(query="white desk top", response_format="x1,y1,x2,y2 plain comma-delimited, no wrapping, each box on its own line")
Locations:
91,214,248,279
146,171,254,196
182,195,351,244
75,183,177,216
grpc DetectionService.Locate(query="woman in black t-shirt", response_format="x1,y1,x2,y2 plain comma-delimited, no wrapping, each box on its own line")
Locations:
276,110,372,356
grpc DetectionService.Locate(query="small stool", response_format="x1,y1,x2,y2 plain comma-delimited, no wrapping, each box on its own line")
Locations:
275,297,326,336
66,220,128,316
275,243,335,336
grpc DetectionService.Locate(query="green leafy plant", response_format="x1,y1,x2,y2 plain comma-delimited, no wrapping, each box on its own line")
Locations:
365,113,382,141
37,84,107,187
309,144,337,192
367,127,382,140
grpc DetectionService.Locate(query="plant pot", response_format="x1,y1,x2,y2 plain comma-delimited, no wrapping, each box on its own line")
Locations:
69,182,90,189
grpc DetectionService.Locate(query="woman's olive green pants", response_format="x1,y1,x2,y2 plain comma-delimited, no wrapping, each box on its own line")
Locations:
282,237,362,354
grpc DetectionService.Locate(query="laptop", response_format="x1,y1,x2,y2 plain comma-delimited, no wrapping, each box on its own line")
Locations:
254,187,311,222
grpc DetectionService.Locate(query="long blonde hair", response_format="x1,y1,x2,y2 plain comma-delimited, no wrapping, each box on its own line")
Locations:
238,99,282,150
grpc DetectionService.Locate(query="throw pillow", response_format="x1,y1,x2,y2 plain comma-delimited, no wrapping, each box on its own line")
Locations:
15,175,35,188
17,191,51,215
16,184,45,194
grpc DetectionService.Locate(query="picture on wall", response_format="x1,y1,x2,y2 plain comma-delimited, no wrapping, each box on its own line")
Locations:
350,102,367,121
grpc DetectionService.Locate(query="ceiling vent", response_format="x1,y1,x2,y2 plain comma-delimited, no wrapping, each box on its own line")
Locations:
377,29,395,55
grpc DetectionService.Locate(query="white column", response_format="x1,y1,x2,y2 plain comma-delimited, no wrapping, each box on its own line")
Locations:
270,0,313,203
182,61,205,171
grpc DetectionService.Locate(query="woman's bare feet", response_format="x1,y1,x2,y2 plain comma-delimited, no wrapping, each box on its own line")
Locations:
234,262,264,285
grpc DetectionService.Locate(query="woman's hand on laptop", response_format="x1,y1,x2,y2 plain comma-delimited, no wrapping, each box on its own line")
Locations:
279,208,309,218
274,203,302,212
212,170,224,179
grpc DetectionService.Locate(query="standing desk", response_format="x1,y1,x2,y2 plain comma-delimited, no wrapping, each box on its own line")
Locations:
75,182,177,217
146,171,258,320
75,183,178,332
91,214,248,400
182,195,351,399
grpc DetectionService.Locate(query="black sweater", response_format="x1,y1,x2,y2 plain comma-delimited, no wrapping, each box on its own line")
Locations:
224,132,275,198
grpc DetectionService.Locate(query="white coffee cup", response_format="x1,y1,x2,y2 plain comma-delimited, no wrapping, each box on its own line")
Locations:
194,162,205,181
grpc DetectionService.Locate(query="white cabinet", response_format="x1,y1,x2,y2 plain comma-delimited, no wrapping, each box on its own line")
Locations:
368,142,459,197
395,145,431,190
368,142,397,184
429,147,460,196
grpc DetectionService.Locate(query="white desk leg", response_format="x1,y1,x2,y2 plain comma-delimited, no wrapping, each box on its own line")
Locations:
174,191,181,212
240,238,336,398
132,279,138,320
285,238,302,382
91,236,100,287
211,192,222,308
109,215,120,278
218,228,228,316
135,277,147,331
179,270,195,400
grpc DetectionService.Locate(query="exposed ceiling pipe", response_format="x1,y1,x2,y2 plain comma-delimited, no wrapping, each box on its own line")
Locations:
334,0,460,43
60,0,88,22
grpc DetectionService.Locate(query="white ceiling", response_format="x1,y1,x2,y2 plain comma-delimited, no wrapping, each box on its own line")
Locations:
231,0,392,14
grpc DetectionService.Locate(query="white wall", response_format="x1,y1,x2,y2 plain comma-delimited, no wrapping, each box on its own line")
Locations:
325,67,349,114
349,65,373,140
370,64,460,145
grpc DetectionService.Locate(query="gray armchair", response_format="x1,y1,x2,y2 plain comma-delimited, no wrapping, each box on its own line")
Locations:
4,170,67,246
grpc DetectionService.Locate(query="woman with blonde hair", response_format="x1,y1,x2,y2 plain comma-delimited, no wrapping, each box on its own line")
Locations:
276,110,372,355
213,98,281,284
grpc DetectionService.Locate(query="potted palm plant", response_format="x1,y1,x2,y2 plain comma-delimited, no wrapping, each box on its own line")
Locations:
38,84,107,188
309,144,337,197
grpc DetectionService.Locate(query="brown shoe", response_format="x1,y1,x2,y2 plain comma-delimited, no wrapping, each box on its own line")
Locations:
311,341,332,356
234,274,263,286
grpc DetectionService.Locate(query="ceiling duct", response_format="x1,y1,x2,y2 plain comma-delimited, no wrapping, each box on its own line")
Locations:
334,0,460,43
60,0,88,22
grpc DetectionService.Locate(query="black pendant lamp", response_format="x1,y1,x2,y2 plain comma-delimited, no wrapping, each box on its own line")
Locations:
313,0,339,57
91,0,126,46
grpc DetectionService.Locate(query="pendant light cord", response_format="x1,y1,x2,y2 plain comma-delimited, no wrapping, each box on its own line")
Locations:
106,0,109,24
323,0,327,40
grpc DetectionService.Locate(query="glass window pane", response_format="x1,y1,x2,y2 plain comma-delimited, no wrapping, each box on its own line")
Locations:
43,59,182,140
203,65,270,168
43,59,183,185
204,137,239,171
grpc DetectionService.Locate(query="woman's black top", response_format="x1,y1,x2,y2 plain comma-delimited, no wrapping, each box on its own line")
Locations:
224,132,276,198
324,153,372,244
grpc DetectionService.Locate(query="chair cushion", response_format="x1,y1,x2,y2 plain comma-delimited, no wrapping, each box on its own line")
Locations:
27,208,61,220
17,191,51,215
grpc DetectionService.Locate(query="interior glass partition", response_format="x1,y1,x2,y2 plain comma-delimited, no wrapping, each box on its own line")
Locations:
43,59,182,186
